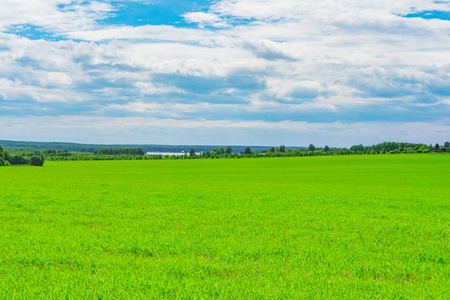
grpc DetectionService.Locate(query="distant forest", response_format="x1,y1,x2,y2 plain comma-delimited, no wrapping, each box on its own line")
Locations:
0,145,44,166
1,141,448,166
0,140,280,153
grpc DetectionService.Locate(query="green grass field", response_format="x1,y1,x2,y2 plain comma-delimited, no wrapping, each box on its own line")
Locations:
0,155,449,299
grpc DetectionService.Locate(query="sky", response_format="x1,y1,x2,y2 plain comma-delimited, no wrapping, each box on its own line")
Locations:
0,0,449,147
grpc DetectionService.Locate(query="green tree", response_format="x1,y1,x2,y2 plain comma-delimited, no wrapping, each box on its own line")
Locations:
279,145,286,153
30,155,44,166
225,146,233,154
244,147,252,155
308,144,316,151
0,146,5,160
445,142,450,148
350,144,365,152
324,145,330,152
189,148,196,157
10,155,28,165
269,147,275,153
435,143,440,150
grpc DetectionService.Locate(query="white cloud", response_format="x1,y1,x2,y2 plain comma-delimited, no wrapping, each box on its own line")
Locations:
240,38,298,60
134,82,186,95
65,25,217,42
183,12,228,28
1,0,450,144
0,0,114,33
210,0,450,22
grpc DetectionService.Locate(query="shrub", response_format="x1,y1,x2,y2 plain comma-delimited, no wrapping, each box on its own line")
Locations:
0,157,10,166
30,156,44,166
10,155,30,165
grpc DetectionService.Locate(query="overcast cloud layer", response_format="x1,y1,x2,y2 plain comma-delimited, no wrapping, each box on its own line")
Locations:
1,0,449,146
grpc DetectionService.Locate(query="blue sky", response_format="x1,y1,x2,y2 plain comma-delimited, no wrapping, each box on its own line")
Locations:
0,0,449,146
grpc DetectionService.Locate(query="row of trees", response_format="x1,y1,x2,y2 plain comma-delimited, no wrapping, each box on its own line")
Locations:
12,149,146,162
0,146,44,166
186,141,450,158
94,147,145,156
3,141,448,164
435,142,450,151
348,142,449,154
0,140,273,154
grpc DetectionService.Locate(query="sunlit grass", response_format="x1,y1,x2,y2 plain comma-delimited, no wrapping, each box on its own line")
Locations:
0,155,449,298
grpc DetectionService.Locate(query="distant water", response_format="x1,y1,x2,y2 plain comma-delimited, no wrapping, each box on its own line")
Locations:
146,152,202,156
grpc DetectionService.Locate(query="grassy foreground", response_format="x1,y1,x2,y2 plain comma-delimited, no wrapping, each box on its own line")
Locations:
0,155,449,299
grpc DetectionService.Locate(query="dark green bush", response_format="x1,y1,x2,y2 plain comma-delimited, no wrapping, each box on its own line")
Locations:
30,156,44,166
0,157,10,166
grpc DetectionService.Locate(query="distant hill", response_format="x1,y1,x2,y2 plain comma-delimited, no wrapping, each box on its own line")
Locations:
0,140,299,153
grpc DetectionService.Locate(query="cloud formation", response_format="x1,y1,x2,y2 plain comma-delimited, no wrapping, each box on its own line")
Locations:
0,0,449,145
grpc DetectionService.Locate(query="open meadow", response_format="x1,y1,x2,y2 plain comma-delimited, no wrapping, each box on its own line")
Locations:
0,154,449,298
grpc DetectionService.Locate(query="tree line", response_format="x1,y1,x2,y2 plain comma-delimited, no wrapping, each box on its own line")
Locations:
0,146,44,166
0,140,275,153
2,141,448,165
94,148,145,156
41,141,450,161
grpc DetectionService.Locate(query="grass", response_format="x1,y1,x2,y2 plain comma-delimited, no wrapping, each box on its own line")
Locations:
0,154,449,299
